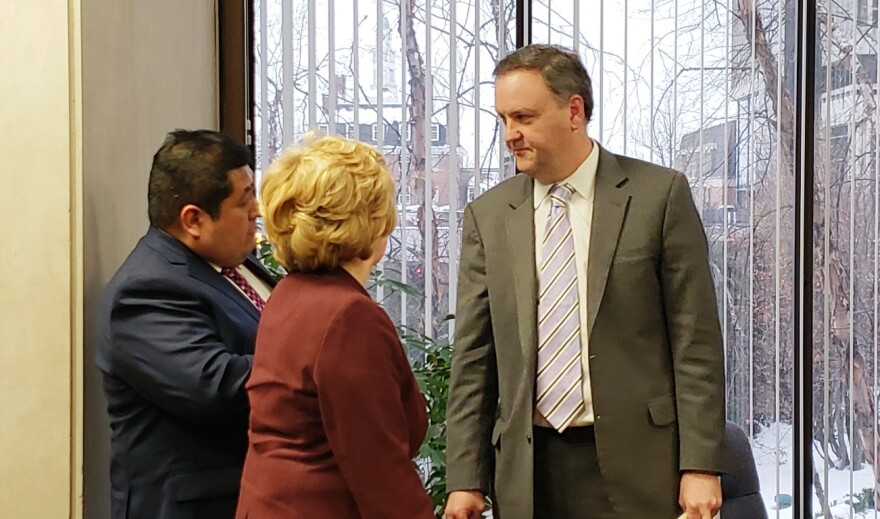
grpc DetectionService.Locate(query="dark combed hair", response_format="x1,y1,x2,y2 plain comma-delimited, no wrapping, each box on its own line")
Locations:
494,44,594,123
147,129,253,229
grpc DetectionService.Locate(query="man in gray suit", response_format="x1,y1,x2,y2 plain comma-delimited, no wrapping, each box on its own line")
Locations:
445,45,725,519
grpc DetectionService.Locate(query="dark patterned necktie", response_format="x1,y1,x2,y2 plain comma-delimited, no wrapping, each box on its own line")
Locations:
221,267,266,312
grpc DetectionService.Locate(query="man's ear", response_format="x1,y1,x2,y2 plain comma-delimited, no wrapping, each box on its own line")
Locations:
568,95,586,130
178,204,205,239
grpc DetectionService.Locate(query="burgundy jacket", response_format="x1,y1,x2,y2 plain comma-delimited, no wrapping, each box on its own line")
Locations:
236,268,433,519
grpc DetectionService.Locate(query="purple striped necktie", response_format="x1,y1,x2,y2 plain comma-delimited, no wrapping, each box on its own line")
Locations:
536,183,584,431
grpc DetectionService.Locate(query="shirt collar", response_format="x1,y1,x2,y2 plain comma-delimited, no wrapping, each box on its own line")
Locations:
534,139,599,208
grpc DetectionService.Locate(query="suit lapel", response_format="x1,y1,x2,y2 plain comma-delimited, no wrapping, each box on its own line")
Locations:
587,147,631,335
145,227,262,322
188,253,262,323
505,178,538,369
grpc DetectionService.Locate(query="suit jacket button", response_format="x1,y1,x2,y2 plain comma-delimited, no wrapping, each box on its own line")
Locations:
526,434,532,444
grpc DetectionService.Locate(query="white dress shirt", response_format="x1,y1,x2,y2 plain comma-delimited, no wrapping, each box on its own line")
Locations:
533,141,599,427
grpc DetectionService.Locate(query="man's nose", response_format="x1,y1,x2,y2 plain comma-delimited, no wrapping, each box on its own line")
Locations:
504,123,521,146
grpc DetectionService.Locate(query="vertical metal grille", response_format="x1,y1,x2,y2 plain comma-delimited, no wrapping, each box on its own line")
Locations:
253,0,516,344
251,2,880,514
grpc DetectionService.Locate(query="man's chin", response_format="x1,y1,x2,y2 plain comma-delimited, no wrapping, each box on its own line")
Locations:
514,159,534,175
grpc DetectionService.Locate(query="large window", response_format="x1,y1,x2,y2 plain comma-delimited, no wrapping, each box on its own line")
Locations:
814,0,880,516
253,0,516,341
249,0,880,516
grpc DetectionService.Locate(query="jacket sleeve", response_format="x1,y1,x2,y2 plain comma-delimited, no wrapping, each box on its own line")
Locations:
445,203,499,494
106,277,252,423
660,172,726,472
315,299,434,519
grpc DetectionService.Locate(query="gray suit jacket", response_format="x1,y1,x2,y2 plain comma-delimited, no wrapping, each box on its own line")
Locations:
446,147,725,518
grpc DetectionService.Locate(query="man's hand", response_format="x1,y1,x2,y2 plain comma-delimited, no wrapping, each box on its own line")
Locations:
679,471,722,519
444,490,485,519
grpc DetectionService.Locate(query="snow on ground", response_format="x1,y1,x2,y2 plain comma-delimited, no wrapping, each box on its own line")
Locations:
754,422,878,518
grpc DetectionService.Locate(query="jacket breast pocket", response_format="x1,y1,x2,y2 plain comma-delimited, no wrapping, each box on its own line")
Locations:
613,249,659,266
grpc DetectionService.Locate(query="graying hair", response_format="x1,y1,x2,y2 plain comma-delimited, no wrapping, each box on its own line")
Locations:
494,44,594,123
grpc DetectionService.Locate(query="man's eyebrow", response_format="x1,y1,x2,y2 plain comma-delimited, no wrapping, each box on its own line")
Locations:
499,109,536,117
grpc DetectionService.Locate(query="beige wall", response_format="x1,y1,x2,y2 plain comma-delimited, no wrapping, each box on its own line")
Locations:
81,1,218,517
0,1,82,516
0,0,218,516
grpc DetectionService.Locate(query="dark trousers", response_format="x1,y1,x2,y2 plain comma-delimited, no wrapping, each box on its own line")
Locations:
533,425,615,519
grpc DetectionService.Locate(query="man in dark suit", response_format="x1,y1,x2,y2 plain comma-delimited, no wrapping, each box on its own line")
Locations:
444,45,725,519
97,130,276,519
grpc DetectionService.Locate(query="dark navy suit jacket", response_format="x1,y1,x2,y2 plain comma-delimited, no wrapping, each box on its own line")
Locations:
97,227,276,519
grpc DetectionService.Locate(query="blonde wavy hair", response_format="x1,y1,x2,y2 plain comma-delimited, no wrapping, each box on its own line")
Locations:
260,133,397,273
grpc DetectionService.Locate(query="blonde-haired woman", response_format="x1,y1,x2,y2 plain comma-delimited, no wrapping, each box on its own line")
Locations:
235,135,433,519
